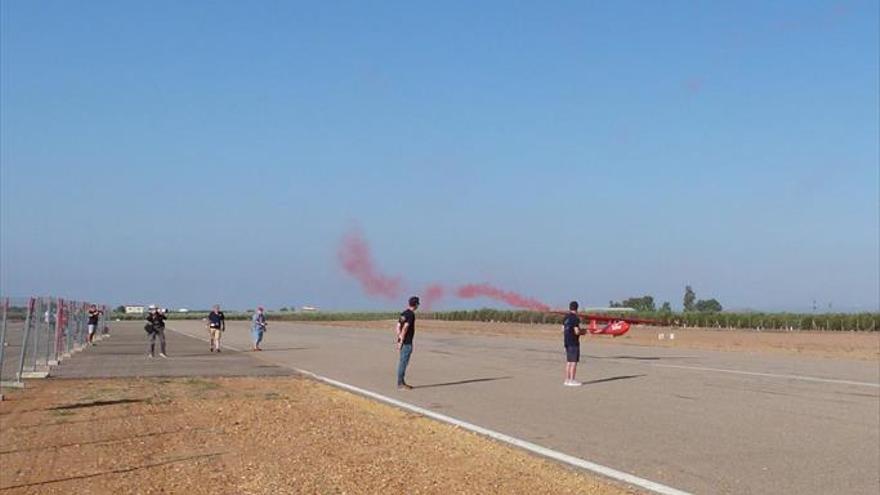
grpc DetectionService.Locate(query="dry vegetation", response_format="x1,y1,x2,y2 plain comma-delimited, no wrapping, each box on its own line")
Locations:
0,377,633,495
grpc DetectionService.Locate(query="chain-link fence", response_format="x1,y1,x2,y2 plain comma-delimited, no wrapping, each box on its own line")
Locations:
0,296,110,391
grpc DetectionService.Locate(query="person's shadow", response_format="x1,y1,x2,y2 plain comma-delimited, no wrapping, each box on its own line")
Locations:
413,376,512,389
258,347,311,352
580,374,645,385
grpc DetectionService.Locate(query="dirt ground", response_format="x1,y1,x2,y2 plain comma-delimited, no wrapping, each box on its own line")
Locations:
0,377,633,495
312,320,880,361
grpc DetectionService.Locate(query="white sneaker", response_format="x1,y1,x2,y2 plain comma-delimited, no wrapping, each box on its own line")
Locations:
564,380,582,387
147,354,153,359
159,353,168,359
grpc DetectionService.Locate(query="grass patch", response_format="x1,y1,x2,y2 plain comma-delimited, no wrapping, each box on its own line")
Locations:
182,378,221,390
181,378,224,398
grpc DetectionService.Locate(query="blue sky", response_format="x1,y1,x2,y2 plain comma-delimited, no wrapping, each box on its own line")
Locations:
1,1,877,312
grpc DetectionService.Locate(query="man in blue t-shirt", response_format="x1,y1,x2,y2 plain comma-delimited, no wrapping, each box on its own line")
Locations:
395,296,420,390
251,306,267,351
563,300,585,386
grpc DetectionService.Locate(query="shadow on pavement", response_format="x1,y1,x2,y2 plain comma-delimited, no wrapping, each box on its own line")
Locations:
256,347,312,352
414,376,512,389
581,374,646,386
584,355,697,361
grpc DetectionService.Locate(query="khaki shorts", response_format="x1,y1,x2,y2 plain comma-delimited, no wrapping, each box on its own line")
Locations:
209,326,222,340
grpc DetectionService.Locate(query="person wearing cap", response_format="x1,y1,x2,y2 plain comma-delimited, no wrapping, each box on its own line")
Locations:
145,305,168,358
395,296,420,390
251,306,267,351
207,304,226,352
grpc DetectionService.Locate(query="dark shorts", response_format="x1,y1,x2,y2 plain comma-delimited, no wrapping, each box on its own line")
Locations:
565,345,580,363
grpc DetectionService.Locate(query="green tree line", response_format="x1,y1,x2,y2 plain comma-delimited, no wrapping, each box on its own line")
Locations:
425,309,878,331
105,307,878,331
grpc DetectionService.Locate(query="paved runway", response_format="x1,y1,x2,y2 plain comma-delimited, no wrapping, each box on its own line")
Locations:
166,320,879,495
50,322,293,379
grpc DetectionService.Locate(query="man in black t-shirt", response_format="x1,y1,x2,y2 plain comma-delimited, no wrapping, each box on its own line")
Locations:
87,304,102,345
207,305,226,353
563,300,585,386
395,296,420,390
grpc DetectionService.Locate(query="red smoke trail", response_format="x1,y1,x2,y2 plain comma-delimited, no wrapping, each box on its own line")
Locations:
683,76,704,95
455,283,550,312
338,228,402,299
421,284,445,311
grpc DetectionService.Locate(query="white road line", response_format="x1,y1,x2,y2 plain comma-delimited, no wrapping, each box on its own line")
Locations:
294,368,691,495
649,363,880,388
167,327,691,495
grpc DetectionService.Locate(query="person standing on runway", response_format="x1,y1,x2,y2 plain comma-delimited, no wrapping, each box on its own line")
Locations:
563,300,585,386
251,306,267,351
395,296,420,390
207,304,226,352
146,305,168,359
87,304,103,345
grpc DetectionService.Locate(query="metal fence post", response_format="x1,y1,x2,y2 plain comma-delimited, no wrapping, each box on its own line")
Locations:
70,301,77,350
75,301,80,347
44,298,54,365
30,298,43,371
67,301,74,352
16,297,36,383
0,298,9,389
73,302,81,349
0,298,8,364
52,298,63,363
101,304,109,335
70,301,77,351
44,298,53,359
65,300,73,356
77,302,85,347
79,302,87,346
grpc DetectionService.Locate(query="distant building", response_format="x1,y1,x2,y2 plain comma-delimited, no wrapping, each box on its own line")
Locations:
178,308,189,313
124,305,145,314
301,306,319,312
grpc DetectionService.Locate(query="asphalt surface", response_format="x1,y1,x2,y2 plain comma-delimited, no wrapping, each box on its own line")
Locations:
0,321,61,382
163,319,879,495
49,322,293,379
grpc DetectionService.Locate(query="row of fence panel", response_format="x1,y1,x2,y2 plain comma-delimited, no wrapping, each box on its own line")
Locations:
0,296,109,387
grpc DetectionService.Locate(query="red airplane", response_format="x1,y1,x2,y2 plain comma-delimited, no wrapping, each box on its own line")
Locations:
552,310,658,337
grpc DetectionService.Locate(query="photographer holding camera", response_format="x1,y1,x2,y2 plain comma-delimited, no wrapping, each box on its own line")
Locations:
145,305,168,359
